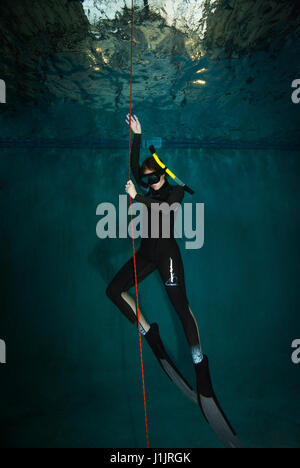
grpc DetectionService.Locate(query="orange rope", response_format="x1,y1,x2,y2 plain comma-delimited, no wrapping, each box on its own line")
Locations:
128,0,150,449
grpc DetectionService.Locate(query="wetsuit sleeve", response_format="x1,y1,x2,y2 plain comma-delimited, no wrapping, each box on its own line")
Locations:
131,133,148,189
135,186,184,212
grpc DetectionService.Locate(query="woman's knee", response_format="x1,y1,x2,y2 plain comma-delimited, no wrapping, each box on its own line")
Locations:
106,282,119,301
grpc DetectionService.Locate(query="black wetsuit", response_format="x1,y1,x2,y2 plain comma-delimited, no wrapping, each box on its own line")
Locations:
106,133,200,348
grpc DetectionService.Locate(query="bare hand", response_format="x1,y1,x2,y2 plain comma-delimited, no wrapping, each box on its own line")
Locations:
125,180,137,199
126,114,141,134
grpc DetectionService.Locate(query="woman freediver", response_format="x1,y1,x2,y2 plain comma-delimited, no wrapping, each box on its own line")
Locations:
106,114,202,382
106,114,242,448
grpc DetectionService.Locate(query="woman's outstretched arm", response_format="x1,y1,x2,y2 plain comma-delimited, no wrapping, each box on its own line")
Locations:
125,114,147,188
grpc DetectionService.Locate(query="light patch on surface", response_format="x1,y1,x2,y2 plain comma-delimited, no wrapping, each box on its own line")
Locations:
83,0,219,36
94,46,110,64
88,52,98,65
193,79,206,85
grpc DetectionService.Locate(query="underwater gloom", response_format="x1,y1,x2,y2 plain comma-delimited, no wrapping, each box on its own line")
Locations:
0,0,300,451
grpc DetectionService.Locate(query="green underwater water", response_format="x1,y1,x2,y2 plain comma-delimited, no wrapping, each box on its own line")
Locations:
0,145,299,448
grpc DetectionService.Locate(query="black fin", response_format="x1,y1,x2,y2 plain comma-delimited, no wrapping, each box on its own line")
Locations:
195,355,243,448
145,323,197,405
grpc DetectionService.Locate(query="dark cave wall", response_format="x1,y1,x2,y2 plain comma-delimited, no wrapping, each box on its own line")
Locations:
0,1,299,143
0,0,89,103
205,0,300,59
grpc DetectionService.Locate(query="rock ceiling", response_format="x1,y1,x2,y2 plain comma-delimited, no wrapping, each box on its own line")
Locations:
0,0,299,143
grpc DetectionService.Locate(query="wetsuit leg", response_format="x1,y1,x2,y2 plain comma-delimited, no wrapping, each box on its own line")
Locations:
106,249,156,326
157,241,201,350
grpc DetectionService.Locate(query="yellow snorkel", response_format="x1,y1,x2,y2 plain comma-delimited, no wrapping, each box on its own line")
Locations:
149,145,194,195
